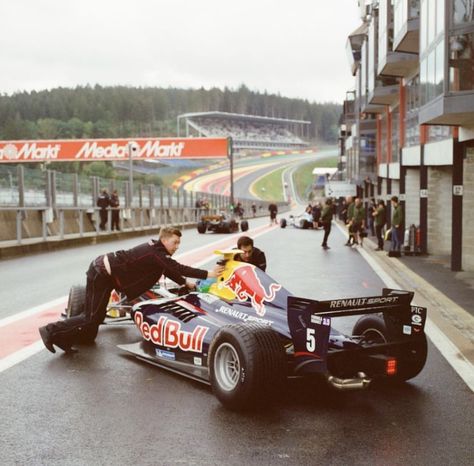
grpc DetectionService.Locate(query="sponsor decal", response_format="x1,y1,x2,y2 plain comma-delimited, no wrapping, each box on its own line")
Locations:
193,357,202,366
222,264,281,317
214,305,273,326
155,349,176,360
134,311,208,353
310,315,331,326
329,296,399,309
403,325,412,335
197,293,220,304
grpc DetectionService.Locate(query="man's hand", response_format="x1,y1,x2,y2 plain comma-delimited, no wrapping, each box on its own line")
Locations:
208,264,225,278
185,279,196,290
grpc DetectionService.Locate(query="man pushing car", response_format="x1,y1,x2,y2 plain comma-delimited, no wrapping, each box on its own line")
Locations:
39,227,224,354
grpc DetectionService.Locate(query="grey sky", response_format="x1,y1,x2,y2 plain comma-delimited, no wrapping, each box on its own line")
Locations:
1,0,361,103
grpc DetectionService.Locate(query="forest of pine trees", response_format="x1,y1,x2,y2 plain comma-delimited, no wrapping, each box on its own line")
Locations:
0,84,341,143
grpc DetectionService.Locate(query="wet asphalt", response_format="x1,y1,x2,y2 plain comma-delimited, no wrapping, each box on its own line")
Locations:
1,217,473,465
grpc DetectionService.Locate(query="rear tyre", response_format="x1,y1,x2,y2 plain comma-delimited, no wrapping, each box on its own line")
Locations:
280,218,287,228
240,220,249,232
299,219,310,229
197,222,207,234
352,315,427,382
65,285,98,343
209,323,286,410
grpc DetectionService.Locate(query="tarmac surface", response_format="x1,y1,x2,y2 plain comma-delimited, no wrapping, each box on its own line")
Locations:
1,215,473,466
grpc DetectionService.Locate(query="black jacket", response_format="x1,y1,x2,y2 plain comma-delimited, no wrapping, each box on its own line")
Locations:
106,240,208,299
235,247,267,272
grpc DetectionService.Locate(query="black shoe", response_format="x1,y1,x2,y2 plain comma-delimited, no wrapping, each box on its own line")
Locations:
322,245,330,250
39,326,56,354
345,242,351,246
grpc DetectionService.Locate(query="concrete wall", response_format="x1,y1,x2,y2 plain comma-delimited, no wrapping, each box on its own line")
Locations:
463,148,474,271
427,166,452,255
405,168,420,227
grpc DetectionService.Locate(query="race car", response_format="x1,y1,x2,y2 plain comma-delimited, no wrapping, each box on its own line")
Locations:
280,212,317,229
197,212,249,234
65,250,427,410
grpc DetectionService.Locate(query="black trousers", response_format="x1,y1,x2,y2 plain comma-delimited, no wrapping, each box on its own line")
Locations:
45,262,115,346
322,222,331,246
99,209,108,230
111,210,120,230
375,224,385,249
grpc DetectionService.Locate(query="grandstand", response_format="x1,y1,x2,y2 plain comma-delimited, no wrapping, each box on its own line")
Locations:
177,111,310,152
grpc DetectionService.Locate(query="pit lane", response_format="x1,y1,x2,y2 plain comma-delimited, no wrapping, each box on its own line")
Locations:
1,217,473,465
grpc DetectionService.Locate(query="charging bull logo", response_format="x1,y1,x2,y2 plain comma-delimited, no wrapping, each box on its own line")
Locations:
222,265,282,316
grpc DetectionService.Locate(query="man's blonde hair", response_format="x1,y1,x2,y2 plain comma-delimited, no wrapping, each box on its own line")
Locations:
159,227,182,239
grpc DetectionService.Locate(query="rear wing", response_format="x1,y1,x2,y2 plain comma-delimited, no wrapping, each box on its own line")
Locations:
287,288,427,373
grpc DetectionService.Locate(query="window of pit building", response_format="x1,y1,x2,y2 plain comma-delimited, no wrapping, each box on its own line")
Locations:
427,125,452,142
378,0,390,70
368,19,377,95
405,75,421,147
394,0,421,45
391,106,400,163
380,111,389,164
420,0,445,105
448,0,474,94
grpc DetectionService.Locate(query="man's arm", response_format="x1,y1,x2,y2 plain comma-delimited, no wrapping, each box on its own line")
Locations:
255,250,267,272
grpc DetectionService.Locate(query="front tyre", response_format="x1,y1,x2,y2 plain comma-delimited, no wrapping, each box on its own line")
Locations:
240,220,249,232
209,324,286,410
352,315,427,382
197,222,207,234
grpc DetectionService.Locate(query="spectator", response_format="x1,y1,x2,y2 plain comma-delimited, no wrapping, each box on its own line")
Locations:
321,199,333,250
389,196,403,257
373,199,387,251
351,198,366,247
97,189,110,231
110,190,120,231
367,198,376,236
251,203,257,217
345,196,355,246
311,202,321,229
268,203,278,225
234,236,267,271
234,202,244,219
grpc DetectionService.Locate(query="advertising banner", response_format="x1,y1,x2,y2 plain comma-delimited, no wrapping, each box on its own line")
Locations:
324,181,357,197
0,137,229,163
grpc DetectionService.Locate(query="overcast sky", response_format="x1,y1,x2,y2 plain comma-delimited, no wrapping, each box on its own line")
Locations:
1,0,361,104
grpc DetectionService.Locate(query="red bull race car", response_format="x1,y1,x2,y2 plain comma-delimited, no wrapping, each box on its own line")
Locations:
91,249,426,410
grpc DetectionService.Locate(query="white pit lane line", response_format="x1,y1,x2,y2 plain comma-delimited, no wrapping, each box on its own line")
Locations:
334,221,474,392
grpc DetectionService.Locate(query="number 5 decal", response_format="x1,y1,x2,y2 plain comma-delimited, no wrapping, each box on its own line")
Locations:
306,328,316,352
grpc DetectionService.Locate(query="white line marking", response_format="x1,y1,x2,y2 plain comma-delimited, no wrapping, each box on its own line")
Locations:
0,296,68,328
334,221,474,392
0,341,44,372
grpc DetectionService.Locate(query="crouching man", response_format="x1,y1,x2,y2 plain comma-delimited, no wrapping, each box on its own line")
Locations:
39,227,224,353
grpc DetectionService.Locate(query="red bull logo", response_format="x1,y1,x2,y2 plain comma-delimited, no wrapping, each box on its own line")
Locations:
222,265,282,316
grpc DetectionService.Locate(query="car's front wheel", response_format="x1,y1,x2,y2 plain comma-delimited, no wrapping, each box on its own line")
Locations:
352,315,427,382
208,324,286,410
197,222,207,234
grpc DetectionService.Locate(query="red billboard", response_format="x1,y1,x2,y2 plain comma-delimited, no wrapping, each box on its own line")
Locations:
0,137,229,163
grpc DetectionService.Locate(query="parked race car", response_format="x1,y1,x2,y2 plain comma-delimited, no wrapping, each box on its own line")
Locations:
197,213,249,234
280,212,316,229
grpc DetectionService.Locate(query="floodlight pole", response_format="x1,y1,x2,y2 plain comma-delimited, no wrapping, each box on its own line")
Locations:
228,137,234,207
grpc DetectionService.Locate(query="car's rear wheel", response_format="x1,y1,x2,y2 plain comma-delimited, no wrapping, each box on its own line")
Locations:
280,218,287,228
65,285,98,343
197,222,207,234
240,220,249,232
209,323,286,410
299,219,310,229
352,315,427,382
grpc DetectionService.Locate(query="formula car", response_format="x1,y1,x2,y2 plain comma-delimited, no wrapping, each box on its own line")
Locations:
280,212,316,229
197,212,249,234
97,250,426,410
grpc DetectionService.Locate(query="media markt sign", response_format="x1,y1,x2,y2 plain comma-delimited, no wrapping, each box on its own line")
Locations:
325,181,357,197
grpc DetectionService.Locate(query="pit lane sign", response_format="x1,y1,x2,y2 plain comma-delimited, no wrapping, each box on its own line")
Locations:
325,181,357,197
0,137,229,163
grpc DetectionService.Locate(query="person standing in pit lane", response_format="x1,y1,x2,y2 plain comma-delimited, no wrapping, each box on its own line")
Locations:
39,227,224,354
321,198,333,250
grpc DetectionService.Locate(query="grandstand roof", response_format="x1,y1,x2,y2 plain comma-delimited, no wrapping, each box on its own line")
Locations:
178,111,310,126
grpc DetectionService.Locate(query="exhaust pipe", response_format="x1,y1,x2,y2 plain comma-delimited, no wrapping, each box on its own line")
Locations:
326,372,372,391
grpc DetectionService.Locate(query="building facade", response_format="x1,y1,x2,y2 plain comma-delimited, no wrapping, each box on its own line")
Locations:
342,0,474,271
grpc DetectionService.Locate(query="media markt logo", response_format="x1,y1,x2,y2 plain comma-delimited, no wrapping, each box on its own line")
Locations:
0,144,19,160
